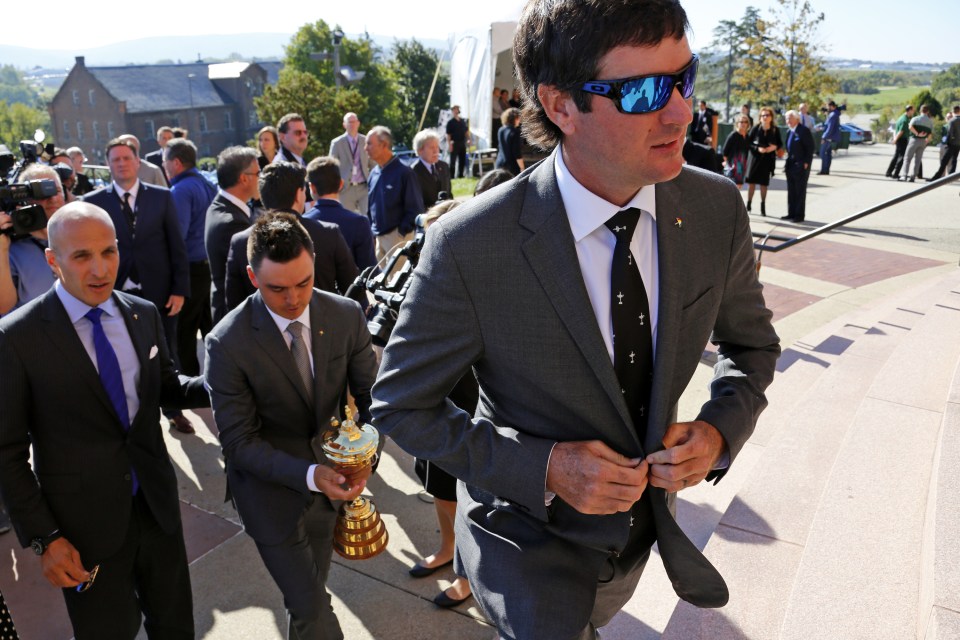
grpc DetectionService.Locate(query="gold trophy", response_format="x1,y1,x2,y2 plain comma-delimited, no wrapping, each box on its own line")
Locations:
321,407,389,560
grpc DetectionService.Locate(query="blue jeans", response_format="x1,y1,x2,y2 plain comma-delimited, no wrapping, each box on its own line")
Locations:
820,139,835,173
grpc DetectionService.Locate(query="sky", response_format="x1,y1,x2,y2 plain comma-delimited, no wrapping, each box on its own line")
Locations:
4,0,956,65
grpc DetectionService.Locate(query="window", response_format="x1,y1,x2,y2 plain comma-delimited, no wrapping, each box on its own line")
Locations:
88,89,95,106
63,120,70,139
224,112,233,131
92,122,100,142
144,119,155,139
249,111,259,127
107,121,115,138
77,122,84,141
199,111,208,133
72,90,79,106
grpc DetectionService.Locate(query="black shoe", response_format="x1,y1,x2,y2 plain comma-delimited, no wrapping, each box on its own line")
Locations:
746,200,752,212
780,215,797,220
409,559,452,578
433,589,472,608
909,177,915,182
760,202,766,217
816,171,827,175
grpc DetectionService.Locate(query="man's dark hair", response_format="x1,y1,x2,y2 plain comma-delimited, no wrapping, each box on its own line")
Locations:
906,105,914,112
474,168,515,195
277,113,305,134
306,156,342,196
920,104,930,115
172,127,188,138
217,146,259,188
513,0,689,149
247,211,314,273
828,100,837,108
105,137,138,159
259,161,306,211
164,138,197,169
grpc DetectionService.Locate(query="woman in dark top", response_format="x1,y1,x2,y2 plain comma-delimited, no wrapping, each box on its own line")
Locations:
744,106,783,216
256,125,279,170
722,115,751,187
495,108,525,176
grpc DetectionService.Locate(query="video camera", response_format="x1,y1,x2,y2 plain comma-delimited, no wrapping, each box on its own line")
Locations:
0,132,58,238
344,216,429,347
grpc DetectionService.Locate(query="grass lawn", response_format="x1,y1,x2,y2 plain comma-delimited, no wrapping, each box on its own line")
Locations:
835,85,929,110
451,177,478,199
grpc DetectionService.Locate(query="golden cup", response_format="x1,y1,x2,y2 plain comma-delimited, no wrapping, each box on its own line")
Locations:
322,407,389,560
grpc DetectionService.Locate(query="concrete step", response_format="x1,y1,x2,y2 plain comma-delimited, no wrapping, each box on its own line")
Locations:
779,272,960,640
660,267,960,640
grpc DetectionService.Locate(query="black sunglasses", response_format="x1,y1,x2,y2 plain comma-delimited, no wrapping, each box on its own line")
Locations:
581,55,699,115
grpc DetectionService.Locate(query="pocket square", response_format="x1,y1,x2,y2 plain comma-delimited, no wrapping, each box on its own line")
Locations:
149,345,159,359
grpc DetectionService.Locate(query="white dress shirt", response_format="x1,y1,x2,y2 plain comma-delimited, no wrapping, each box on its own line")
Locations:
112,179,141,212
218,189,251,219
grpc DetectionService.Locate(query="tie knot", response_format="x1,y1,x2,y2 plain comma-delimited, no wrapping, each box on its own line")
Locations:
287,321,305,339
605,208,643,238
84,307,105,325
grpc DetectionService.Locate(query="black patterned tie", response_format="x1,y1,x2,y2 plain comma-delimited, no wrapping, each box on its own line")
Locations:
604,208,653,441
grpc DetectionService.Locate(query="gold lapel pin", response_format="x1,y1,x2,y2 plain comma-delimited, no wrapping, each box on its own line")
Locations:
133,313,139,320
318,329,324,336
674,217,683,229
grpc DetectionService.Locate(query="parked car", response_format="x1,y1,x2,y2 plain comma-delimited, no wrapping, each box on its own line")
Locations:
842,123,873,144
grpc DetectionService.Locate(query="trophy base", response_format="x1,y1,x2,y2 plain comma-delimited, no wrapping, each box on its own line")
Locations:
333,496,389,560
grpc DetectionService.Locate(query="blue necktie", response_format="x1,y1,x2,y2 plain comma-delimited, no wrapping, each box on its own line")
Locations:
85,308,138,494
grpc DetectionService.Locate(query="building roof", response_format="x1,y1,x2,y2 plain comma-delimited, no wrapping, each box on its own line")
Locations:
89,63,232,113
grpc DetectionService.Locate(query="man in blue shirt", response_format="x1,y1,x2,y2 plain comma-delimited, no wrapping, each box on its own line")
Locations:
163,138,217,377
364,126,425,260
818,100,843,175
305,156,377,270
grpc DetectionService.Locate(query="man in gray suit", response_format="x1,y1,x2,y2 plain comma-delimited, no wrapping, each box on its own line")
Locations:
371,1,780,638
328,112,373,215
205,212,378,640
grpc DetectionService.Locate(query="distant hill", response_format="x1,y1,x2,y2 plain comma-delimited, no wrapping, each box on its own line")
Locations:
0,31,447,71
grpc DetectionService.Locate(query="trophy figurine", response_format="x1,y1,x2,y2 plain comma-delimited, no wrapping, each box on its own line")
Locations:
321,406,389,560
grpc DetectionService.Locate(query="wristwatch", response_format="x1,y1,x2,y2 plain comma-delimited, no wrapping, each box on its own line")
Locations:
30,530,62,556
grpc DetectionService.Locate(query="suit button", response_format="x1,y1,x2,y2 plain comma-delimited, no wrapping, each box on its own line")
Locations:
609,549,620,558
123,473,132,481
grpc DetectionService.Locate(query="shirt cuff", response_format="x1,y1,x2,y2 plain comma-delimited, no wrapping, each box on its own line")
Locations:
306,464,320,492
544,442,557,506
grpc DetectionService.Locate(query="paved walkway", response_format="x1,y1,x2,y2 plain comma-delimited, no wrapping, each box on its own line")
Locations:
2,142,958,639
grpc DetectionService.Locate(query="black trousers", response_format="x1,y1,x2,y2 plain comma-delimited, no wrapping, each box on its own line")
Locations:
786,164,810,220
450,144,468,179
61,492,193,640
176,261,212,376
932,144,960,180
254,495,342,640
887,137,909,177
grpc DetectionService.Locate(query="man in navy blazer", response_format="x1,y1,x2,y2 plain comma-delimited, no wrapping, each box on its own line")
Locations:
782,110,815,222
84,138,190,346
304,156,377,270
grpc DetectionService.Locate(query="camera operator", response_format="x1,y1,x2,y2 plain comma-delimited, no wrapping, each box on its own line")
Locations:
0,165,64,316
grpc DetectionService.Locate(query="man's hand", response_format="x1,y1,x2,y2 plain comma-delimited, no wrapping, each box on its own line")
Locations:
0,213,12,252
645,420,726,492
165,294,184,316
546,440,648,515
41,537,90,588
313,465,367,501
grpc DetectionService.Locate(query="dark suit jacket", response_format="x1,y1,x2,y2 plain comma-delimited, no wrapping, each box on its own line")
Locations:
785,124,815,171
204,290,378,545
84,182,190,308
204,193,254,324
372,150,780,635
411,159,453,209
223,211,358,312
304,199,377,270
0,289,208,562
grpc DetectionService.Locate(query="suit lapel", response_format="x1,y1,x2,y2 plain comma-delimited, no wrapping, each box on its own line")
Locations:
250,294,314,409
113,293,151,427
308,294,331,425
519,154,638,442
38,290,123,426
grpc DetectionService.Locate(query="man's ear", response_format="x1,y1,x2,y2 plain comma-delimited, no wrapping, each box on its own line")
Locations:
246,264,259,289
537,84,579,136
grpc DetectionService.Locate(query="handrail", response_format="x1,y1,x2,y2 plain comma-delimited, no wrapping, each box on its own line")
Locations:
753,171,960,268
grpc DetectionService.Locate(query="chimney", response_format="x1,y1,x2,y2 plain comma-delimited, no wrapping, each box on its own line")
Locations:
75,56,85,67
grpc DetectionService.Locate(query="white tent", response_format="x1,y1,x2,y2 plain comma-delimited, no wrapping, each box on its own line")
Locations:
448,21,518,150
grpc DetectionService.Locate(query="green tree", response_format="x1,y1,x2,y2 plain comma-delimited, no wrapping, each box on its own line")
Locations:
701,8,760,121
254,69,367,160
909,89,943,119
388,39,450,145
931,64,960,94
734,0,838,114
0,100,50,151
0,65,43,108
284,21,398,135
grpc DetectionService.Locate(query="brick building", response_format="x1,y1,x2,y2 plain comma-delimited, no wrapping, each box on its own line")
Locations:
48,56,272,162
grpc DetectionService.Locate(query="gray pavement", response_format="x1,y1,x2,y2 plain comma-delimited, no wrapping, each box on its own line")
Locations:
3,140,959,639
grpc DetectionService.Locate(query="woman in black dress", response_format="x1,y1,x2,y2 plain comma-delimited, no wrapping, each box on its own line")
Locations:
744,106,783,216
722,115,751,187
494,108,525,176
256,126,279,170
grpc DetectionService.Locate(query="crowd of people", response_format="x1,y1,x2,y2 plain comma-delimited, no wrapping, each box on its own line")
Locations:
0,1,784,638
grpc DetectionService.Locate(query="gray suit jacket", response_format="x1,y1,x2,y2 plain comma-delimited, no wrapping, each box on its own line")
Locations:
204,290,378,545
371,150,779,635
329,133,373,183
